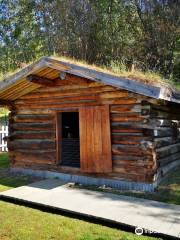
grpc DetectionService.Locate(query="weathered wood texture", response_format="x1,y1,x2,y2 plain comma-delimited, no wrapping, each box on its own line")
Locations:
146,101,180,176
79,105,112,173
8,75,178,183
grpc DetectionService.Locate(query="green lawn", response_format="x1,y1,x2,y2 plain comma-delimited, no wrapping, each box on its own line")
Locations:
0,201,158,240
0,154,158,240
0,153,10,169
0,176,33,192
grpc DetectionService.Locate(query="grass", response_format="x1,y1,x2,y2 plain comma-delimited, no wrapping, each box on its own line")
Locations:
128,168,180,205
0,55,178,90
0,154,158,240
0,201,158,240
50,56,166,87
0,153,10,169
0,176,33,192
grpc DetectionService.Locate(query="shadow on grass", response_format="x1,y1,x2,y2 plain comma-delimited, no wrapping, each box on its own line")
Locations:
0,153,32,191
0,176,32,192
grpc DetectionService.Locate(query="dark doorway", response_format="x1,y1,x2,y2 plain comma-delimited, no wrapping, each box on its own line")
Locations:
61,112,80,168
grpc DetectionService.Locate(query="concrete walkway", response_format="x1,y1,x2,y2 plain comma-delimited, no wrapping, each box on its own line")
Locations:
0,179,180,239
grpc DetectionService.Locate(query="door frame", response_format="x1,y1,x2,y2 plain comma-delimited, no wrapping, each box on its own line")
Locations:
55,108,79,166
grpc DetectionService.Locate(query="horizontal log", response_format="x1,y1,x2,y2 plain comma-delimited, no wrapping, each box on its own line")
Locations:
147,119,174,128
156,143,180,159
15,101,98,110
152,104,180,115
112,134,151,143
112,145,152,156
12,161,56,169
110,104,141,113
15,109,56,115
111,113,144,122
111,122,142,127
41,80,101,89
112,165,151,175
13,159,54,165
12,114,54,123
16,95,98,105
102,98,141,105
150,109,180,120
111,127,143,134
112,139,141,145
110,172,150,182
113,160,153,167
8,131,55,140
10,149,56,154
20,86,116,99
144,128,178,138
8,139,56,150
111,122,152,130
154,137,180,148
99,91,128,99
10,151,56,164
157,152,180,167
11,122,55,131
112,155,152,161
15,98,141,110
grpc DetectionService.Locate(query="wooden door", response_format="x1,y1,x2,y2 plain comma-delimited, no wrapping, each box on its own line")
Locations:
79,105,112,173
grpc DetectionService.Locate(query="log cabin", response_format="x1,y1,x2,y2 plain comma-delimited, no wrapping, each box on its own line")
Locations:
0,57,180,192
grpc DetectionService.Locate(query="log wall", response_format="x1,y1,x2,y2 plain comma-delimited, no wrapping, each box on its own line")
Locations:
148,101,180,179
7,75,179,183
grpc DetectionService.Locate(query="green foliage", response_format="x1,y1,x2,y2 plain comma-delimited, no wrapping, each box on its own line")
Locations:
0,0,179,82
0,107,9,116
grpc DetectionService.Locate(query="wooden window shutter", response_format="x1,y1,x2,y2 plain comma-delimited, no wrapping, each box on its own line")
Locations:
79,105,112,173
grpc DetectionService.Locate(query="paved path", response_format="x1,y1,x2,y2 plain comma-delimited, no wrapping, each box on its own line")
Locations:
0,179,180,238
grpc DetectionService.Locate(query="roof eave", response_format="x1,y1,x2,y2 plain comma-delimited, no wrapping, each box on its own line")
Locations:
0,56,180,104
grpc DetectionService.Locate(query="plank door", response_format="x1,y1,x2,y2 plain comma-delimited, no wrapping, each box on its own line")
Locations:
79,105,112,173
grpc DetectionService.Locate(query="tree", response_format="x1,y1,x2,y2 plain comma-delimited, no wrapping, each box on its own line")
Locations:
0,0,179,81
134,0,180,76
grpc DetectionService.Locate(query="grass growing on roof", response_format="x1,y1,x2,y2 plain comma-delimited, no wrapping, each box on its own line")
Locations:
50,55,167,87
0,55,178,90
